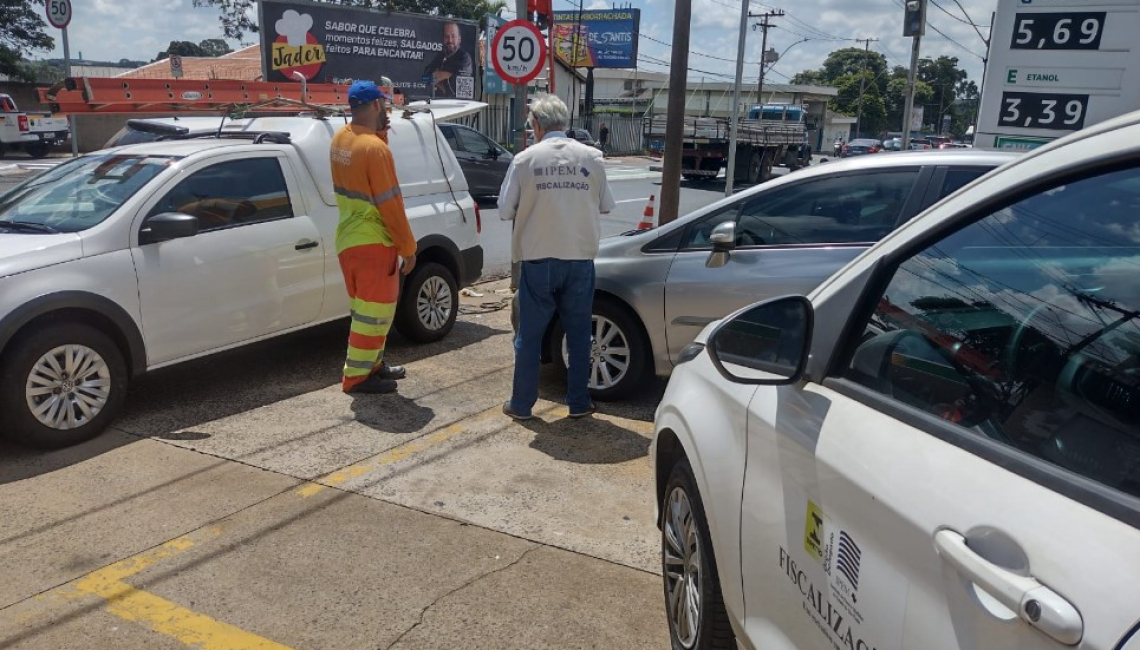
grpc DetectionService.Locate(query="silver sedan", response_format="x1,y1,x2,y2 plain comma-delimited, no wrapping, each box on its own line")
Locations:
541,149,1021,400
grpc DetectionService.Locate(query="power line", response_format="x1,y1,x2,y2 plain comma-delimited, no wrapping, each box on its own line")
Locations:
948,0,991,47
639,32,763,65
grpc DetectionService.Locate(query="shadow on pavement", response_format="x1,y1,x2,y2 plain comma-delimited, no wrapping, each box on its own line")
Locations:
524,415,650,465
349,394,436,434
0,429,138,486
110,318,507,440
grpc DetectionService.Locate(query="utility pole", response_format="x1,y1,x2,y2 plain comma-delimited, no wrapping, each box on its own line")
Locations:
902,0,926,150
658,0,692,225
724,0,750,196
750,10,783,105
853,37,878,139
513,0,530,152
902,35,922,149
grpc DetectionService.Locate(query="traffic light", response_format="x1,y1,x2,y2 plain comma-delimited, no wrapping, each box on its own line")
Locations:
528,0,552,30
903,0,926,37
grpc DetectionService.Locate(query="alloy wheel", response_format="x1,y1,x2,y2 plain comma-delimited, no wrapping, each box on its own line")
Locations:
664,485,702,648
561,314,631,391
417,275,453,332
25,344,112,431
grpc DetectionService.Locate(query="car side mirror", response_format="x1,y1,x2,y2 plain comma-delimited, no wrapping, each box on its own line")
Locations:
707,295,814,385
485,148,500,159
706,220,737,268
140,212,199,245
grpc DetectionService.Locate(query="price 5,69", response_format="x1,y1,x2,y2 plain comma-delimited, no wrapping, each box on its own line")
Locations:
998,92,1088,131
1011,11,1105,50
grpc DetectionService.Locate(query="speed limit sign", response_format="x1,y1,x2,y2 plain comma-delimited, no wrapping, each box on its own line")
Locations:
491,20,548,85
45,0,72,29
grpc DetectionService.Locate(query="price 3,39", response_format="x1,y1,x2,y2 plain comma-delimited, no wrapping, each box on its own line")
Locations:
998,92,1088,131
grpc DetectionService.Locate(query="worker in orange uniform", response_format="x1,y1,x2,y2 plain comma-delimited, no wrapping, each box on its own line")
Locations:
330,80,417,394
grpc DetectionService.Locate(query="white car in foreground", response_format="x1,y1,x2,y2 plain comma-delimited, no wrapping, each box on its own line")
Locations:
652,111,1140,649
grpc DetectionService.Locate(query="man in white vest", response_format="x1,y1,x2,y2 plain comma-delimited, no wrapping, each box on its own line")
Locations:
498,94,616,420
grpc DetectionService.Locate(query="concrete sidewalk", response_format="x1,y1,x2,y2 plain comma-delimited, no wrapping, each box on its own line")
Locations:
0,277,671,650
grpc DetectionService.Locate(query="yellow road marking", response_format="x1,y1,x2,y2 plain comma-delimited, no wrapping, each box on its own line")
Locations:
28,526,297,650
296,404,509,498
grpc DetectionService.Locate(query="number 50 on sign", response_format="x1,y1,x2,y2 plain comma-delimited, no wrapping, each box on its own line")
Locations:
491,20,548,85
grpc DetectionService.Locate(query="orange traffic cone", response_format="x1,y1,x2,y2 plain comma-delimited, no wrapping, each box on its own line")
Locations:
637,194,656,230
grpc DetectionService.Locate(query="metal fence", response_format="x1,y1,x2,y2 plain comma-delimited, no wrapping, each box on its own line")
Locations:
442,106,647,156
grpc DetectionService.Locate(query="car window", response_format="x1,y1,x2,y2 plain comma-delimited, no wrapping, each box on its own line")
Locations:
439,125,461,152
735,170,918,246
148,158,294,231
940,168,988,197
842,166,1140,497
455,128,493,156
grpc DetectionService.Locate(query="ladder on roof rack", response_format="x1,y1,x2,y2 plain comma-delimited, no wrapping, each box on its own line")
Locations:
38,77,403,115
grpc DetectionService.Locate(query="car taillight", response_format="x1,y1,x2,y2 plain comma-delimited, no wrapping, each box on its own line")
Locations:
17,115,29,132
841,145,848,153
474,202,482,234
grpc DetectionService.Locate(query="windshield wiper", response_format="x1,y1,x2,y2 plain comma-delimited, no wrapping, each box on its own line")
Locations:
0,221,61,234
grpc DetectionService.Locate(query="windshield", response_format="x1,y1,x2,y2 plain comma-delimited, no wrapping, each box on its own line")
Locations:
0,153,179,233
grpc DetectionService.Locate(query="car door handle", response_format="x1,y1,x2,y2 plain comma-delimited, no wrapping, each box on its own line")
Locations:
934,529,1083,645
295,240,319,251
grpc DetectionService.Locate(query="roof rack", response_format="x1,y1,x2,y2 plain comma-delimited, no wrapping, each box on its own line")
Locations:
124,119,293,145
39,77,402,116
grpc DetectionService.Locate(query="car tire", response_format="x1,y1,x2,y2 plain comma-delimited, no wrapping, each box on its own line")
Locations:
662,458,735,650
550,298,650,401
784,150,800,171
395,261,458,343
0,322,128,449
24,142,50,159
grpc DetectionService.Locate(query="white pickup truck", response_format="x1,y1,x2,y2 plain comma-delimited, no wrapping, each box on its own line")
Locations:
0,93,70,158
0,101,485,448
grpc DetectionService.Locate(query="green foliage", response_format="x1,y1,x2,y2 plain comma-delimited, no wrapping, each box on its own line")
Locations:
192,0,507,41
154,39,235,62
0,0,54,81
16,57,63,83
793,49,977,138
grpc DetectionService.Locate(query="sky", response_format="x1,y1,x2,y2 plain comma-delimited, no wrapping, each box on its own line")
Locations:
38,0,996,85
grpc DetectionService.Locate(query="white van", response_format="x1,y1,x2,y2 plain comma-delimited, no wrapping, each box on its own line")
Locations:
0,102,484,448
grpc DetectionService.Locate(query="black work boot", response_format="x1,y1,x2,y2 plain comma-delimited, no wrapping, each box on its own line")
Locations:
375,362,406,380
347,374,398,394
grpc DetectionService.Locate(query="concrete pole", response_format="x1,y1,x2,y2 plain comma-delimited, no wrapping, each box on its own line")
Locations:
658,0,691,226
902,34,921,150
63,27,77,157
514,0,529,152
724,0,749,196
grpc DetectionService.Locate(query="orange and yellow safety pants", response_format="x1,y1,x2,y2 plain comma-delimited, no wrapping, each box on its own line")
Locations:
339,243,400,392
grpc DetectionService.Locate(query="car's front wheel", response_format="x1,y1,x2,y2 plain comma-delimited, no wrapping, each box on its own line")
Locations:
395,261,458,343
0,323,128,448
550,299,650,401
663,459,735,650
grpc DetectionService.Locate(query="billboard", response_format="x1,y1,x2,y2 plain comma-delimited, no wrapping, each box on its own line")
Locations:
483,13,512,94
259,0,479,99
551,9,639,68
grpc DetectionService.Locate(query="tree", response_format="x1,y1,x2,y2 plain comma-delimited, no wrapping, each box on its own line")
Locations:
820,47,887,83
199,38,233,57
154,39,233,62
0,0,54,81
193,0,507,41
16,57,63,83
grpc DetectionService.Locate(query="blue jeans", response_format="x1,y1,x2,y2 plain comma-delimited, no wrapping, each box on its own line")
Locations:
510,258,595,416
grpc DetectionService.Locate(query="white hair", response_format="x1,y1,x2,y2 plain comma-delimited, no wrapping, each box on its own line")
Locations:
529,94,569,133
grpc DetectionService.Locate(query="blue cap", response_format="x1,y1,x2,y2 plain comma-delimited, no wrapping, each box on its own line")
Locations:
348,80,392,106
